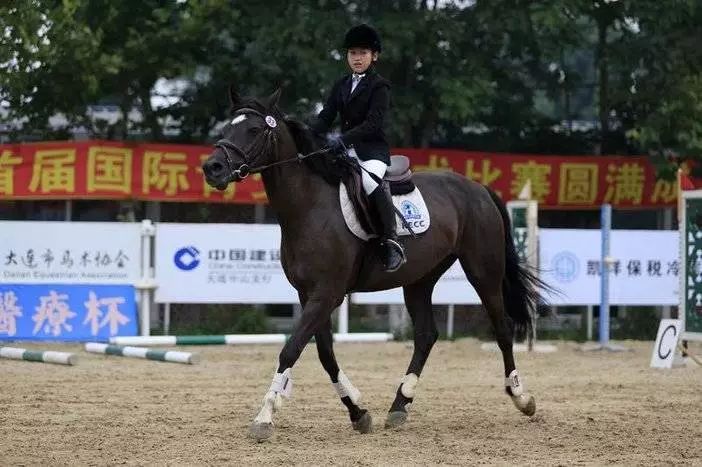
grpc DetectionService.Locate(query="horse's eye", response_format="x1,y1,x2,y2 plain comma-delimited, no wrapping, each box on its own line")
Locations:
247,127,261,136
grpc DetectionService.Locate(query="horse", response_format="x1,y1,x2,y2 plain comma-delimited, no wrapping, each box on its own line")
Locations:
202,87,544,441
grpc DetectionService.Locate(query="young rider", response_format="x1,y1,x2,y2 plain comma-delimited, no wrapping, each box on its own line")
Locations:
311,24,406,272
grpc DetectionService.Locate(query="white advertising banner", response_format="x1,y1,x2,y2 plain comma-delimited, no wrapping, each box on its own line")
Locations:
155,223,298,304
0,221,141,284
540,229,679,306
352,262,481,305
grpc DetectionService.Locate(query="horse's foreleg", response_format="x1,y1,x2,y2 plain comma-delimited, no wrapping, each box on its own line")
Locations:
249,294,342,442
315,318,372,433
385,281,438,429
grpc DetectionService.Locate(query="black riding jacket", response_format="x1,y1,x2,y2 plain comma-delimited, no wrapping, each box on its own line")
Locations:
311,69,391,164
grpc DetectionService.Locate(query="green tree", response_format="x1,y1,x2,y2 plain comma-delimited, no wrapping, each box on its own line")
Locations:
2,0,700,164
1,0,215,140
1,1,102,138
623,1,702,171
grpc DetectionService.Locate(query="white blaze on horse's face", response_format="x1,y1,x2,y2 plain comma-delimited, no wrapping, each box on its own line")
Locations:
231,114,247,125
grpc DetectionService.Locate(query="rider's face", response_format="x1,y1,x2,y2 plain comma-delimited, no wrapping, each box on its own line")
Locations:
347,48,377,74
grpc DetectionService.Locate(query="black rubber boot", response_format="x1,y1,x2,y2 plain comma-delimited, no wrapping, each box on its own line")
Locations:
369,186,407,272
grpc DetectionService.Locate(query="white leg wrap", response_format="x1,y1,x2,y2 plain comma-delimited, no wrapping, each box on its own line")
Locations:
253,368,291,426
253,391,276,425
332,370,362,404
400,373,419,399
269,368,293,398
505,369,524,396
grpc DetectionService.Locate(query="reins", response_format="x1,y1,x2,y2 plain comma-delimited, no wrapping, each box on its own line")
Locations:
215,107,332,180
213,109,416,237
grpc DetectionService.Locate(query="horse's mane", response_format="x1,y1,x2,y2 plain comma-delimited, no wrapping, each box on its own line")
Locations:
230,97,345,185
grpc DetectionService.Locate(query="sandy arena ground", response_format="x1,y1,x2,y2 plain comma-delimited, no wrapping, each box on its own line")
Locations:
1,339,701,466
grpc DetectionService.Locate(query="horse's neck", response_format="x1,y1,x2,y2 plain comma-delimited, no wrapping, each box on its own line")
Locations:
261,154,336,228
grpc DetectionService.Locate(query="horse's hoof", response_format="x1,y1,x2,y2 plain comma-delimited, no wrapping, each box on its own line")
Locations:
249,422,274,442
384,411,407,429
352,412,373,434
522,396,536,416
511,394,536,417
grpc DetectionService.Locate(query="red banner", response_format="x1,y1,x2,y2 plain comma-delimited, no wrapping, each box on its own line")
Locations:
0,140,692,208
403,149,685,209
0,140,267,203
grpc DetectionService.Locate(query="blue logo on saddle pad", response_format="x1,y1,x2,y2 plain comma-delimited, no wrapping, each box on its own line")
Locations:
400,200,422,220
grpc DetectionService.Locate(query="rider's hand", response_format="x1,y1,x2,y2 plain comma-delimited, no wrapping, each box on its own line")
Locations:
326,134,345,155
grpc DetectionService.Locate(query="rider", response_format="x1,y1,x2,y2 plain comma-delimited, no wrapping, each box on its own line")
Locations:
311,24,406,272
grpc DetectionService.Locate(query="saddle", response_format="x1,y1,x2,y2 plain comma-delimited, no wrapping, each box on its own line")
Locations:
343,155,416,237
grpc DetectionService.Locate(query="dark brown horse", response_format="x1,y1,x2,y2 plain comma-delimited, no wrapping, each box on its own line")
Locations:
202,88,543,441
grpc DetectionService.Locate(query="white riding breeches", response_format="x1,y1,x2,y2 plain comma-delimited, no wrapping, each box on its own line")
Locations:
348,148,388,194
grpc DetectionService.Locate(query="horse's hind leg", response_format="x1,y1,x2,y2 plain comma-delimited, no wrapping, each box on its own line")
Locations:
385,279,439,429
458,256,536,417
315,318,372,434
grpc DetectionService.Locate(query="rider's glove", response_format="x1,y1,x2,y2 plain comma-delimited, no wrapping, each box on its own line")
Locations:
326,134,346,155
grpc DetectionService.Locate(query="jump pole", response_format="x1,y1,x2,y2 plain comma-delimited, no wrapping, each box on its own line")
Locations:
85,343,198,364
109,332,395,346
0,346,76,365
110,334,287,346
333,332,394,343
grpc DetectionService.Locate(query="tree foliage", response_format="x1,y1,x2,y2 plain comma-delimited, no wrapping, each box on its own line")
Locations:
1,0,700,164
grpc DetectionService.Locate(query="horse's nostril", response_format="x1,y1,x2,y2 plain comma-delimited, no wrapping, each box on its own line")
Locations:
204,161,224,177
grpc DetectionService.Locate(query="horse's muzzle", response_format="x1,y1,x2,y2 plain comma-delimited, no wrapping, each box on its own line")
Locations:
202,156,234,190
203,175,229,191
202,158,222,177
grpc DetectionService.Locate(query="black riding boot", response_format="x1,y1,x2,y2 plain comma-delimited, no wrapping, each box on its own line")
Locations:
369,186,407,272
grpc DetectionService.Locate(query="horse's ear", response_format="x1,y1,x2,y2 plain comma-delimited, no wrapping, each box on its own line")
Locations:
266,88,282,110
228,84,241,106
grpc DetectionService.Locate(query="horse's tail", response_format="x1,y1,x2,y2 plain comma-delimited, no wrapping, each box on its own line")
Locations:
484,186,545,343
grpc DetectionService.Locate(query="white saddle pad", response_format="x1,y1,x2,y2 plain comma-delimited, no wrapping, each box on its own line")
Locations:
339,184,431,241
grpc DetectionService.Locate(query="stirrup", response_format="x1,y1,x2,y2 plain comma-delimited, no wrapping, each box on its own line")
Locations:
384,238,407,272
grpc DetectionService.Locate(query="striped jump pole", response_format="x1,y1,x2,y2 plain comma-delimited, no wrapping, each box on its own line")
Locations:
0,346,76,365
333,332,394,343
85,343,198,364
109,333,395,346
109,334,287,346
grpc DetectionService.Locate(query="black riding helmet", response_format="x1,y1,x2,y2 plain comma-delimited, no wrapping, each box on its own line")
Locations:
343,24,382,53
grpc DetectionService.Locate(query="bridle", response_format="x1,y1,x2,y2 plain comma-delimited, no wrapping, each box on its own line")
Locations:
214,108,330,181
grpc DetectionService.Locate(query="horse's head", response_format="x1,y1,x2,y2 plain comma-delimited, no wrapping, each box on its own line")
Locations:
202,86,290,190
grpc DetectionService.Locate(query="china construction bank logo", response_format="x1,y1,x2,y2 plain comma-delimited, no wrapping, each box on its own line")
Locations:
174,246,201,271
551,251,579,283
